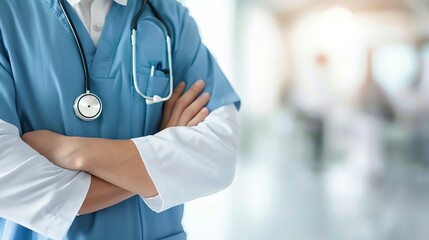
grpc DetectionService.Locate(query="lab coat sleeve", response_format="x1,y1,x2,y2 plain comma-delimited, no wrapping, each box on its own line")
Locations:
0,30,91,240
131,104,239,212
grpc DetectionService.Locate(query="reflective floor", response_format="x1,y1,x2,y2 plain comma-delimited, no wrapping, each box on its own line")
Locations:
183,109,429,240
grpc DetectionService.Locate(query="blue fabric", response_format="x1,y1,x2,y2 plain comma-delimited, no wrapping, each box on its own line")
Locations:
0,0,240,239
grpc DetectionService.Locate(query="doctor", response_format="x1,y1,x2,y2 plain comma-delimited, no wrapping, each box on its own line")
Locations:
0,0,240,239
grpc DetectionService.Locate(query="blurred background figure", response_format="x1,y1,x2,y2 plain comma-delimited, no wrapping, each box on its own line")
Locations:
181,0,429,239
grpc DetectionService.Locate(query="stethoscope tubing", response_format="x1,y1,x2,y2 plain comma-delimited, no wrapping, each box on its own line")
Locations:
59,0,91,93
131,29,174,105
131,0,174,104
59,0,174,121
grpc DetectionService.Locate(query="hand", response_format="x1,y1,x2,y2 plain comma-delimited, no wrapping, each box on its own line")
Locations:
160,80,211,130
22,80,212,171
22,130,84,170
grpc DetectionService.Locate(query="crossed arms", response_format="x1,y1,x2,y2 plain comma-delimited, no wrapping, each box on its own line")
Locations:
22,80,219,214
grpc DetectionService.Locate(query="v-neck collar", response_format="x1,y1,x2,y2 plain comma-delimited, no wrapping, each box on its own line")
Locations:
64,1,132,78
41,0,135,78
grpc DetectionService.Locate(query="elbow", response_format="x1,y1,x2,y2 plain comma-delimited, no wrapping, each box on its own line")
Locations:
221,160,236,190
214,145,238,192
214,124,239,191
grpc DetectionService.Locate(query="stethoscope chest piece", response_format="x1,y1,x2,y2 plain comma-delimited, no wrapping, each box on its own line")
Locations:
60,0,172,121
73,92,102,121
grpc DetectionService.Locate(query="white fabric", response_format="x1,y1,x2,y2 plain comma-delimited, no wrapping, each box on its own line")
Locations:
0,120,91,240
132,104,239,212
67,0,128,46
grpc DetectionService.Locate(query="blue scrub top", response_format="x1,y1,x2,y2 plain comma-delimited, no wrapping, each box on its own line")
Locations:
0,0,240,239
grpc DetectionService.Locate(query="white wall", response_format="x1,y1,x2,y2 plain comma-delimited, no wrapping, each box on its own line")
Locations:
179,2,238,240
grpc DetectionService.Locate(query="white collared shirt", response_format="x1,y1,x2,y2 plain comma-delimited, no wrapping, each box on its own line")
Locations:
67,0,128,46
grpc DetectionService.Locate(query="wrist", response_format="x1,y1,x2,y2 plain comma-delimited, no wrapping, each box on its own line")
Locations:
79,138,118,173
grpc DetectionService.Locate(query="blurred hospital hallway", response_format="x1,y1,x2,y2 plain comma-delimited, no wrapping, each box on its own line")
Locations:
181,0,429,239
185,110,429,240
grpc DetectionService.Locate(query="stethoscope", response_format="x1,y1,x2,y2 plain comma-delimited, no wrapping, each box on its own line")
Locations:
59,0,173,121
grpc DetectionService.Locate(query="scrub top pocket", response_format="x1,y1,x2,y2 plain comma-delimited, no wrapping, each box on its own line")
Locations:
135,67,170,99
133,15,171,104
132,67,170,137
131,16,172,136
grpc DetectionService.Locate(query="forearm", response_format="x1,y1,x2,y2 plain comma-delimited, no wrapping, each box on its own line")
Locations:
80,138,158,198
1,121,91,239
79,175,134,215
22,80,211,203
78,105,238,213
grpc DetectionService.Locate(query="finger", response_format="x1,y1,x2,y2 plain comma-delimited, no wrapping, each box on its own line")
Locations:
180,80,206,106
161,82,185,129
187,107,209,127
178,92,211,126
163,81,186,118
164,81,186,115
169,80,205,125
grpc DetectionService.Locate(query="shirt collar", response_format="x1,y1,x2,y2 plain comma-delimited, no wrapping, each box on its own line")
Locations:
67,0,128,7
